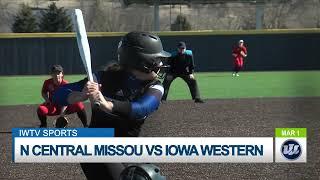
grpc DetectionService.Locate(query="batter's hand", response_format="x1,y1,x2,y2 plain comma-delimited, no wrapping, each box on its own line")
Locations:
189,74,195,79
89,91,104,104
83,81,101,96
88,91,113,112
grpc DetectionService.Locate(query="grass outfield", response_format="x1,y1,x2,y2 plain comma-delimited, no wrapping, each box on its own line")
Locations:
0,71,319,106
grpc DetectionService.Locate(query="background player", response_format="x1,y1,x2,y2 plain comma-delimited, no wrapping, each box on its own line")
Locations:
162,41,204,103
37,65,88,128
232,39,247,77
53,31,169,179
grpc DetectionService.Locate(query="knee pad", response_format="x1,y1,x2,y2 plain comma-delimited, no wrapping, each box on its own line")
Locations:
66,103,85,114
37,105,48,116
75,102,85,110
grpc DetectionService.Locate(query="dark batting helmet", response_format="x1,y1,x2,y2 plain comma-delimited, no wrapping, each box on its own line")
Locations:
118,31,171,73
119,164,166,180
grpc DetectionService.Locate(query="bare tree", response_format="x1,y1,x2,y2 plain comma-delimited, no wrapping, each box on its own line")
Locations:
186,3,255,30
315,0,320,27
116,4,153,31
0,0,15,32
86,0,154,32
263,0,291,29
87,0,122,32
32,0,40,9
136,10,153,31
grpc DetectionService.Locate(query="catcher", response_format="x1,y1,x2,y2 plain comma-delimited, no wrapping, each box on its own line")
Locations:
37,65,88,128
53,31,169,179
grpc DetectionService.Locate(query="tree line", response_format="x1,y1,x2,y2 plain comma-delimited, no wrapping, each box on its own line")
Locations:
12,2,73,33
12,2,192,33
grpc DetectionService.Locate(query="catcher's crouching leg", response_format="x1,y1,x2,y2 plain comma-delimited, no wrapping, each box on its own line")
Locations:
66,103,88,127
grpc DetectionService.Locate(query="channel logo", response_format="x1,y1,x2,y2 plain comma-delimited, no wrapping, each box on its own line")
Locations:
281,139,301,160
275,128,306,163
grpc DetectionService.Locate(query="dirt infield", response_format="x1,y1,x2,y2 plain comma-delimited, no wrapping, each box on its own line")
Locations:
1,98,320,179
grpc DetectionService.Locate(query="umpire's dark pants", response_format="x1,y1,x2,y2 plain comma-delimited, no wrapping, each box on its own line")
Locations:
162,73,201,101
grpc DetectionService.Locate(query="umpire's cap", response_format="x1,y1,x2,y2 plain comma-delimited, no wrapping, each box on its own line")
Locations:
177,41,186,48
118,31,171,73
50,64,63,73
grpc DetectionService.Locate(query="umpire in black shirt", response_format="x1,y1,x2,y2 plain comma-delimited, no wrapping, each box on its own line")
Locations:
162,41,204,103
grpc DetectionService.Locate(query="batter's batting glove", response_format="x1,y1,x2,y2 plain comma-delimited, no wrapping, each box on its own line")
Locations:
54,116,69,128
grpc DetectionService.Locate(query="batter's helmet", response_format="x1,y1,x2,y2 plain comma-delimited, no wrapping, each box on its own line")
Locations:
119,164,166,180
117,31,171,73
54,116,69,128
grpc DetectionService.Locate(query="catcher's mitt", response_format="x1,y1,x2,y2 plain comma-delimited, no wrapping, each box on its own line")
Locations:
54,116,69,128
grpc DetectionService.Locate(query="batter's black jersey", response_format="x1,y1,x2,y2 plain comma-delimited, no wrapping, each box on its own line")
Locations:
53,68,164,137
168,50,195,75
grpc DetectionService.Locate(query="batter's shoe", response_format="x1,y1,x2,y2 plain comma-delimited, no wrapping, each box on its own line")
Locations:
195,98,205,103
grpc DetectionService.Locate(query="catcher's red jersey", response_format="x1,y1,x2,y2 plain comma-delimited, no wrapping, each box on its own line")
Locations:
42,78,68,101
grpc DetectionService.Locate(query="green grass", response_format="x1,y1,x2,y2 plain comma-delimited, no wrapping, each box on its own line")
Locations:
1,71,320,106
0,75,86,106
167,71,320,100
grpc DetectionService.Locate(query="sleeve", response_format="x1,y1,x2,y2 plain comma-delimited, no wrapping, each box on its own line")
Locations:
112,84,164,120
242,46,247,54
53,72,103,106
232,47,237,54
189,52,195,72
52,78,87,106
41,80,48,94
168,51,177,66
186,50,195,72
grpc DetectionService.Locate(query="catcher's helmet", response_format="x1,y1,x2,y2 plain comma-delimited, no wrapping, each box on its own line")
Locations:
119,164,166,180
118,31,171,73
54,116,69,128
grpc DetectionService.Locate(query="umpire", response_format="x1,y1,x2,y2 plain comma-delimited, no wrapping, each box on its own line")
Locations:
162,41,204,103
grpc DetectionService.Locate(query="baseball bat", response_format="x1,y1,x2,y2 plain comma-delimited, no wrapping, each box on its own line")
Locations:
72,9,100,106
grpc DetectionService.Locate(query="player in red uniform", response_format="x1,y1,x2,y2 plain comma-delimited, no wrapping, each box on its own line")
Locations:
232,39,247,77
37,65,88,128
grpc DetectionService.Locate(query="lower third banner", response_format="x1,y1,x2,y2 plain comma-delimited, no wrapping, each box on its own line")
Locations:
12,128,273,163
